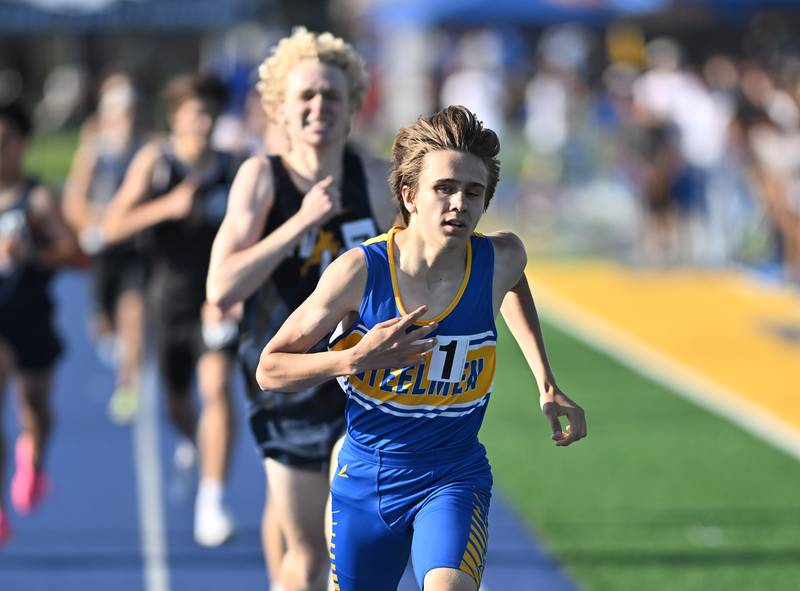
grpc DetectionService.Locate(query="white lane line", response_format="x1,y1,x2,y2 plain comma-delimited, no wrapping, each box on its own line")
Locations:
134,350,170,591
533,281,800,462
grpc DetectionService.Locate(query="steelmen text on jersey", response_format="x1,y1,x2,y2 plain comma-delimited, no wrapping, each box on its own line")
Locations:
330,227,496,451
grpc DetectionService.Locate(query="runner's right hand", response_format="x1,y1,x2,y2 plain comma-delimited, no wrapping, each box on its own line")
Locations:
349,306,438,372
166,177,200,220
298,176,342,227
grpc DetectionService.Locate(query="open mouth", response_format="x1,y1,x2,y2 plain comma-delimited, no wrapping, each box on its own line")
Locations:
443,219,467,229
304,118,332,129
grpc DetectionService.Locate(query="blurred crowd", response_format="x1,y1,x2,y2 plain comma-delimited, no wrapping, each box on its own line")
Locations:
382,22,800,284
3,17,800,284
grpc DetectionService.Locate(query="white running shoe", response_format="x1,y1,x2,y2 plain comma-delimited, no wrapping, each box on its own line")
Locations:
194,497,235,547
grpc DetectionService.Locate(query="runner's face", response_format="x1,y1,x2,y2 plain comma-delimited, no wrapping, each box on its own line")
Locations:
0,121,25,182
404,150,487,246
281,61,351,147
170,97,215,149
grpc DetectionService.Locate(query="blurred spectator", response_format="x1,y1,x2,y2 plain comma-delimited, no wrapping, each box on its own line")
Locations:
633,38,731,265
744,91,800,283
211,88,283,157
440,30,508,140
34,64,89,131
524,64,569,156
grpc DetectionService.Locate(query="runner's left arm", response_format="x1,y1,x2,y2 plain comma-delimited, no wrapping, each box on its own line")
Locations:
490,231,587,447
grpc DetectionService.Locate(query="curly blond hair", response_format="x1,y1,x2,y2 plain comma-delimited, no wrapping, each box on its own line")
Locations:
257,27,368,121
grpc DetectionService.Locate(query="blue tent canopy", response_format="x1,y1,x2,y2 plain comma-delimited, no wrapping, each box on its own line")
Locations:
0,0,266,33
368,0,668,29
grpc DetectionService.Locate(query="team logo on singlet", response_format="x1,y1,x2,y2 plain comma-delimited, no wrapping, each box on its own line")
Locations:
299,229,342,276
298,218,376,277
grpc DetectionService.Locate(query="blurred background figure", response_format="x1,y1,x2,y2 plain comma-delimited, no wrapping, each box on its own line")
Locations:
33,64,90,132
101,73,242,548
0,102,77,546
212,88,270,157
440,30,508,142
63,71,147,425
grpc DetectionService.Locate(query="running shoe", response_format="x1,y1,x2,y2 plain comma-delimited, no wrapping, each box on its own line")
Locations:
194,496,235,547
168,438,197,504
108,384,139,425
0,508,11,546
10,434,50,515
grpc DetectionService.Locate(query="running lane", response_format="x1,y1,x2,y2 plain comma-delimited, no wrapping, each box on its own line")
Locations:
0,272,143,591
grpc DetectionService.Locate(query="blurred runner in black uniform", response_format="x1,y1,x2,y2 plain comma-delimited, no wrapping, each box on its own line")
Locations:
63,72,146,424
103,74,241,547
206,28,396,590
0,103,78,545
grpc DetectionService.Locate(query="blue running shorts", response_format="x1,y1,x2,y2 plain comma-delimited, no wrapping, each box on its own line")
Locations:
329,436,492,590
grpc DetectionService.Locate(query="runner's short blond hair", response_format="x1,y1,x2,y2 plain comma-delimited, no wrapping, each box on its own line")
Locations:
257,27,368,121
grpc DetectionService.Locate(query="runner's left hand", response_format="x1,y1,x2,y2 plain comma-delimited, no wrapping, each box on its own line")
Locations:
540,389,587,447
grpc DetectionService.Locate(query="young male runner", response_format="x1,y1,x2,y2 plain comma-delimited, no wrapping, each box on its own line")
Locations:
256,105,587,591
102,74,241,546
206,28,395,590
0,103,77,545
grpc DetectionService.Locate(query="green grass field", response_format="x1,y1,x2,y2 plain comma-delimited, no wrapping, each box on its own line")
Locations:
25,129,80,184
484,319,800,591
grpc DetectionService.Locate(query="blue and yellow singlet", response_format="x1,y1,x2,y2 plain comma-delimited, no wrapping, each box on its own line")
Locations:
330,227,496,452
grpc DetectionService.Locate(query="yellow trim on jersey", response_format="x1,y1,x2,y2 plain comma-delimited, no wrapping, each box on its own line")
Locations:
331,331,364,351
387,226,472,325
361,232,390,246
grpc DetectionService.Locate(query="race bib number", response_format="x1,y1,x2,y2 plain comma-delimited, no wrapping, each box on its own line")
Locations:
427,335,470,383
341,218,377,249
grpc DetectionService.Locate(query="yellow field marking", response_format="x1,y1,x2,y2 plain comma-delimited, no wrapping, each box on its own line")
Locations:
527,259,800,459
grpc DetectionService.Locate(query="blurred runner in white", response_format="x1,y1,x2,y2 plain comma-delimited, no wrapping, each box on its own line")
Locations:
63,72,147,424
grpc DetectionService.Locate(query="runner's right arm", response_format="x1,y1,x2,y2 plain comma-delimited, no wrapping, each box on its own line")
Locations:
206,157,341,310
255,248,437,392
101,141,196,245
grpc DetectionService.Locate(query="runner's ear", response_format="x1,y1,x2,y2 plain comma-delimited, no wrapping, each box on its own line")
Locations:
401,185,416,216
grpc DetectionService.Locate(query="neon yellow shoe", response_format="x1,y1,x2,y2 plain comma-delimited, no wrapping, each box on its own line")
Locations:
108,384,139,425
